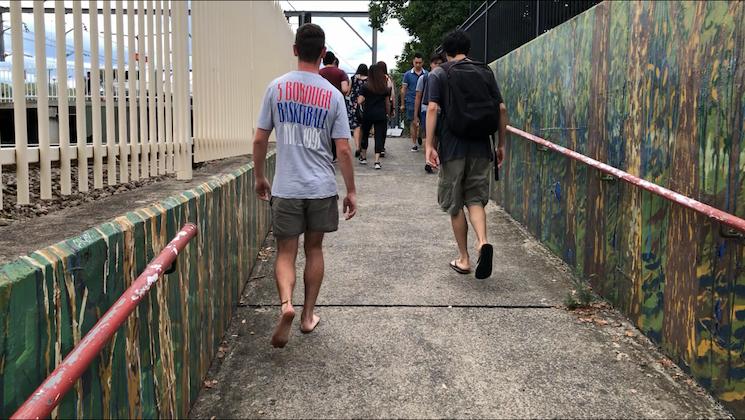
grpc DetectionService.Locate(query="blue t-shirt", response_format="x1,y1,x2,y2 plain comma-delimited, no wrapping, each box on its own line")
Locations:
257,71,351,199
402,68,426,106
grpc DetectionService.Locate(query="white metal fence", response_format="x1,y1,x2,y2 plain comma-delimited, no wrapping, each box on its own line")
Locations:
0,66,172,103
0,0,293,209
0,0,192,207
191,1,294,162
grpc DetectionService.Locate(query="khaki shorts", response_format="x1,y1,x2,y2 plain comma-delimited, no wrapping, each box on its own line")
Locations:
271,196,339,238
438,157,491,215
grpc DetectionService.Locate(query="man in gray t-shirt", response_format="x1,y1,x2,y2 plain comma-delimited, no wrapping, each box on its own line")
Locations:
257,71,349,199
253,23,357,349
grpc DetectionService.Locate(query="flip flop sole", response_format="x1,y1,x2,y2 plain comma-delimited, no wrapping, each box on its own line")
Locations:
450,262,471,275
475,244,494,279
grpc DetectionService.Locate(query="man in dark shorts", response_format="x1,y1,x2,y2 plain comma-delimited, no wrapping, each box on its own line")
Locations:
424,30,507,280
253,23,357,348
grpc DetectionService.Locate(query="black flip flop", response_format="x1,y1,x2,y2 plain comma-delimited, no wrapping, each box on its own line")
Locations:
475,244,493,279
450,260,471,275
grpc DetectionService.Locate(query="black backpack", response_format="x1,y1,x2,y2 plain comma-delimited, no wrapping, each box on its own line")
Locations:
442,60,501,138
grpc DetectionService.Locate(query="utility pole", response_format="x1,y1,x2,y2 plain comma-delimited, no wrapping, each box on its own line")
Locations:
0,12,5,61
372,28,377,64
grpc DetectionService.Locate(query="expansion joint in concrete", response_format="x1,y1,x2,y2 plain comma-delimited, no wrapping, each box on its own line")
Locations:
244,304,557,310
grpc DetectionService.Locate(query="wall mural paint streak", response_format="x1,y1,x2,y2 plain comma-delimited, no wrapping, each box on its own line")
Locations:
719,1,745,405
585,3,611,296
492,1,745,415
662,0,705,375
0,155,276,418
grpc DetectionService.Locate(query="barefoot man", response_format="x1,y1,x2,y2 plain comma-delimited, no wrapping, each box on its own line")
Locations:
252,23,357,348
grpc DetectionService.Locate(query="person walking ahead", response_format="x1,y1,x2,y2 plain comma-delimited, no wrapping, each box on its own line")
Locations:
401,53,427,152
357,63,391,169
253,23,357,348
320,51,350,162
424,30,507,280
348,64,368,158
414,52,445,174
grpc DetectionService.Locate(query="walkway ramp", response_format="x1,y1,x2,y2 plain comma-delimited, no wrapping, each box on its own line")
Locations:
189,139,728,419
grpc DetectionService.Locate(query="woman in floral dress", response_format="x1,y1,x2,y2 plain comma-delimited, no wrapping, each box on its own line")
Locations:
348,64,368,158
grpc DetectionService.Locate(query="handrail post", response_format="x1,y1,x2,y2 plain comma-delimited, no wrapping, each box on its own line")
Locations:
10,223,198,420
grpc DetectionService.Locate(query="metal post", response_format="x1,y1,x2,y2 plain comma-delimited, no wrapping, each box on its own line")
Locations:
163,0,173,173
73,1,88,192
484,1,488,62
535,0,540,37
90,0,103,189
127,0,139,181
372,28,378,64
10,1,29,204
116,0,128,183
147,0,157,176
34,0,52,199
0,12,4,62
56,0,72,195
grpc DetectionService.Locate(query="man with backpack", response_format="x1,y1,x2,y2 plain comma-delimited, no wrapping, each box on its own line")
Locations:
424,30,507,280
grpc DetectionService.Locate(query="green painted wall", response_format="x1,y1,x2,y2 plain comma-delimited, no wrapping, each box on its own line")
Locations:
0,155,275,418
492,0,745,414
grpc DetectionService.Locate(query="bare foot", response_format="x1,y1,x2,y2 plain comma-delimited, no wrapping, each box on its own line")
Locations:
300,313,321,334
270,303,296,348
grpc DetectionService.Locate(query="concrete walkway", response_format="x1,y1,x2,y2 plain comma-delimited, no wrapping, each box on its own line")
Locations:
189,138,729,419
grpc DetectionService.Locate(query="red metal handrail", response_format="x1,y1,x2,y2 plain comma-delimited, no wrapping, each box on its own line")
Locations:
11,223,198,420
507,125,745,234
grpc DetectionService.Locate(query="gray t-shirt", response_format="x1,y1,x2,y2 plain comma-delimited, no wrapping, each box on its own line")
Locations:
257,71,351,199
416,73,436,113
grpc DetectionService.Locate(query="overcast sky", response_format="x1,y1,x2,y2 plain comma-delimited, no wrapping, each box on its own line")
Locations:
278,0,409,74
0,1,410,74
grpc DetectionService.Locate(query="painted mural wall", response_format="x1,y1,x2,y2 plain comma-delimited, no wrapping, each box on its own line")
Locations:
0,156,275,418
492,0,745,414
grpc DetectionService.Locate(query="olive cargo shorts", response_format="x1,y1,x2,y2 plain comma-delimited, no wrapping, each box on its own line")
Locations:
438,157,491,215
270,196,339,238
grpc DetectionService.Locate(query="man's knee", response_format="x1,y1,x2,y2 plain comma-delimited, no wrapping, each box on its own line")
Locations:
449,208,465,220
303,231,325,251
276,237,299,258
276,236,299,249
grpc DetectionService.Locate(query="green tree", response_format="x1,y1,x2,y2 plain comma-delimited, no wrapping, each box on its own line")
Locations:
369,0,474,74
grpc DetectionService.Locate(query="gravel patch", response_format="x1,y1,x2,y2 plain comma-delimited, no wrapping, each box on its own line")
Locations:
0,163,172,223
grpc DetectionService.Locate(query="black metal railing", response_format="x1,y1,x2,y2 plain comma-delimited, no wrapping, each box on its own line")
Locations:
459,0,601,63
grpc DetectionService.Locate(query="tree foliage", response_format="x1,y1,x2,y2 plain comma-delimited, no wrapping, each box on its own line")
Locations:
369,0,474,74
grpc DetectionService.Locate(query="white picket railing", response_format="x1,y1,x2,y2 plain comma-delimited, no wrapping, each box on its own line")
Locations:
0,67,133,103
191,1,294,162
0,0,192,206
0,0,294,209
